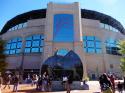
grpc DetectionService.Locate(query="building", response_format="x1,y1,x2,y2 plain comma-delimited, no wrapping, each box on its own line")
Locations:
0,2,125,80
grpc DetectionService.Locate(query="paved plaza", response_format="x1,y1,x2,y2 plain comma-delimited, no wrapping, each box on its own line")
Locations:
1,81,125,93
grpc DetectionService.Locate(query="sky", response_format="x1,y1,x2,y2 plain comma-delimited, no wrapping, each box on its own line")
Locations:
0,0,125,31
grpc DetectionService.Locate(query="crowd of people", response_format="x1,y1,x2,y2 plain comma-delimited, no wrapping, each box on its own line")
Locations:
0,71,74,93
1,71,125,93
99,73,125,93
0,73,19,92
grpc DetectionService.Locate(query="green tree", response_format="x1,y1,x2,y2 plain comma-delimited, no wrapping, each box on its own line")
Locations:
0,39,7,73
119,40,125,73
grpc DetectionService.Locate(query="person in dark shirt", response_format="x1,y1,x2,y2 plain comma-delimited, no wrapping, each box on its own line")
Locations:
66,74,73,93
117,81,123,93
12,75,19,92
99,73,113,93
3,75,11,89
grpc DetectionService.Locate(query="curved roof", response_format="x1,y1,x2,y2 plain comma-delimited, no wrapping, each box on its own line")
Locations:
0,9,125,35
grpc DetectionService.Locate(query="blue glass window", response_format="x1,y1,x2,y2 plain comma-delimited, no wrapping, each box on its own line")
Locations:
25,48,31,53
26,41,31,47
4,37,22,55
87,48,95,53
32,41,40,47
53,14,74,42
25,34,44,53
83,36,102,54
106,39,120,55
87,41,94,47
57,49,69,56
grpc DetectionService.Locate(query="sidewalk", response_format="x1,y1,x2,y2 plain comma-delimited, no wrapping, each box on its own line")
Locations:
1,81,101,93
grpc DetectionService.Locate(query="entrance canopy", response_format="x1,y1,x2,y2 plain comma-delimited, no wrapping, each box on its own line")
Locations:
41,50,83,81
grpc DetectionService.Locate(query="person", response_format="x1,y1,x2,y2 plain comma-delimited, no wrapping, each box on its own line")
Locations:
25,74,32,84
62,76,68,90
41,72,47,91
3,74,11,89
99,73,113,93
66,74,73,93
46,75,52,92
32,74,38,86
109,74,115,93
117,81,123,93
0,74,2,93
36,75,42,90
123,76,125,90
12,75,19,92
82,80,89,90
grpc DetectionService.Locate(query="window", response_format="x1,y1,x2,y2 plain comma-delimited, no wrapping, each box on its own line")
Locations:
8,22,27,31
57,49,69,56
83,36,102,54
25,34,44,53
106,39,120,55
53,14,74,42
100,23,119,33
100,23,105,28
4,37,22,55
105,24,109,30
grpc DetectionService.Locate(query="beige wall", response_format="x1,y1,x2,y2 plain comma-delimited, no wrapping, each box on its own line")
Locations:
44,2,87,79
82,18,125,78
1,18,46,70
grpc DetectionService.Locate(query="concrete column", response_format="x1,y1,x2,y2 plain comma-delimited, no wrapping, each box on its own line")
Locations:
73,42,87,80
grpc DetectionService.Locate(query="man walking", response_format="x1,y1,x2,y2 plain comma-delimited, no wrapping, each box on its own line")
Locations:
13,75,19,92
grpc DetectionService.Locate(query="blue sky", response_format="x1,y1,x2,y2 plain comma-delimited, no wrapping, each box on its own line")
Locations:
0,0,125,31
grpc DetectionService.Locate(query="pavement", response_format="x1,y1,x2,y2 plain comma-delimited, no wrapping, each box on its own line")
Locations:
1,81,124,93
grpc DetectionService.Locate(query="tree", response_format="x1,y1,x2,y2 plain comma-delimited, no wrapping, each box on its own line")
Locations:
0,39,7,73
119,40,125,73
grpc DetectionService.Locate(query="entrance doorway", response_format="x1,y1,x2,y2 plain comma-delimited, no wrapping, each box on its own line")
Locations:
41,50,83,81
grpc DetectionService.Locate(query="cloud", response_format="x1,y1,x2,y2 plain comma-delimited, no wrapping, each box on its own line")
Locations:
97,0,118,6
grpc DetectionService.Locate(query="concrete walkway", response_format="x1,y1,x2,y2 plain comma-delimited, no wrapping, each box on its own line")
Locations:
1,81,123,93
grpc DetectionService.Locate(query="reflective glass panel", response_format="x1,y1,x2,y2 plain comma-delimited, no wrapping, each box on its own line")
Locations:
4,37,22,55
83,36,102,54
25,34,44,53
26,41,31,47
25,48,31,53
32,41,40,47
87,41,94,47
31,48,39,52
33,35,41,40
53,14,74,42
57,49,68,56
106,39,119,55
87,48,95,53
41,50,83,81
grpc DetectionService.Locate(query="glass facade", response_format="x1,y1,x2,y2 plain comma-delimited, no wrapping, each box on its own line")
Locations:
41,50,83,81
5,37,22,55
25,34,44,53
106,39,120,55
53,14,74,42
57,49,69,56
83,36,102,54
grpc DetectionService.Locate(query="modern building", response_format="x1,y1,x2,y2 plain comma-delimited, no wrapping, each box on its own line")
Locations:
0,2,125,80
